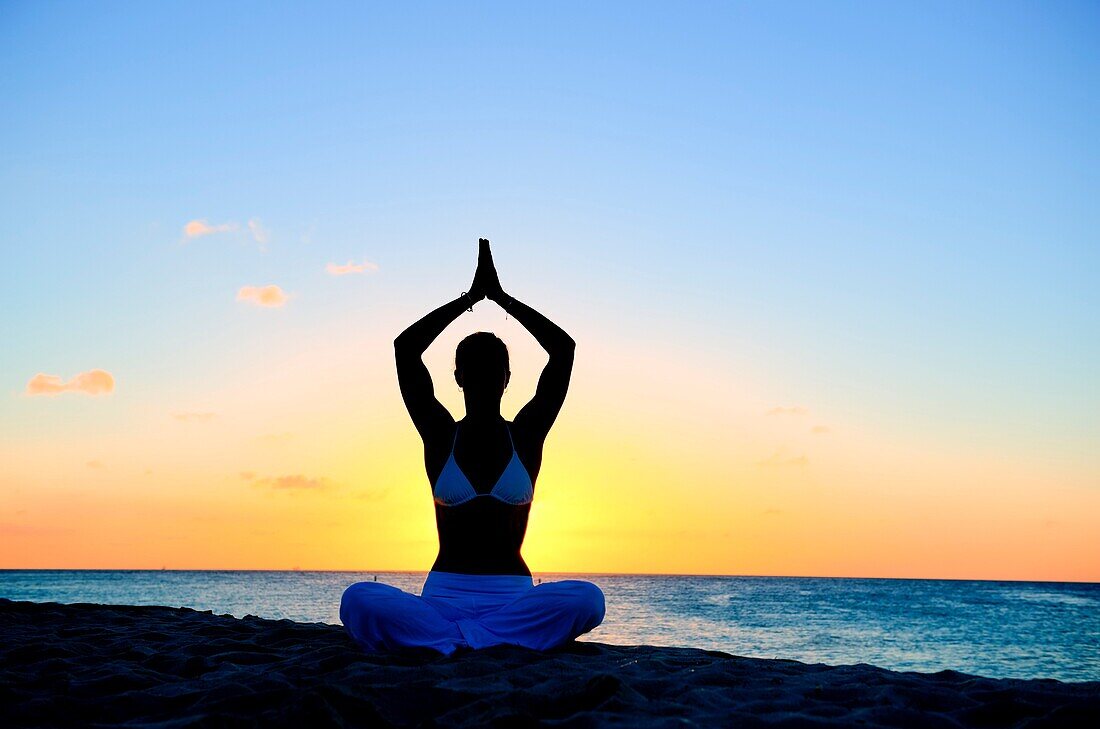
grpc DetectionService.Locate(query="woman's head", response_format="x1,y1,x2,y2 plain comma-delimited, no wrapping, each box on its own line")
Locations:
454,332,510,396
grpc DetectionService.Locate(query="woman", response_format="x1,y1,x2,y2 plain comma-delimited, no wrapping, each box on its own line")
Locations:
340,239,605,655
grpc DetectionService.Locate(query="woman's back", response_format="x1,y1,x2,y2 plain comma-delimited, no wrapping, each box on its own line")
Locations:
340,238,604,656
429,418,537,575
393,242,574,576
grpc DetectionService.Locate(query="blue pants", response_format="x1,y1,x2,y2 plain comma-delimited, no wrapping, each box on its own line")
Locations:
340,571,605,655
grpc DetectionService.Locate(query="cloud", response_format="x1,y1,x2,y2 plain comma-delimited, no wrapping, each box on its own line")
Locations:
247,218,270,248
26,369,115,396
86,460,106,469
766,406,807,416
757,450,809,468
761,508,784,517
811,425,830,435
326,259,379,276
183,219,238,238
236,285,289,307
183,217,268,249
246,473,331,491
257,432,294,444
173,412,216,423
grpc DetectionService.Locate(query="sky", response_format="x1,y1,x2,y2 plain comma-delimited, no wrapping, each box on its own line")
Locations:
1,1,1098,580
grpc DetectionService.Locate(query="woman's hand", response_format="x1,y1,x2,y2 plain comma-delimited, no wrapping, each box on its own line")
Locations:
469,238,505,303
466,240,487,303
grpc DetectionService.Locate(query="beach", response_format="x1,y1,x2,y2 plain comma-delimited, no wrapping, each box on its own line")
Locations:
3,598,1097,727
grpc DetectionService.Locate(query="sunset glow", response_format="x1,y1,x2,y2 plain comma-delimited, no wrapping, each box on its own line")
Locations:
2,2,1097,580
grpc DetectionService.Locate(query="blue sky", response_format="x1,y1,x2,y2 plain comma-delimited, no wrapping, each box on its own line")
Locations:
3,0,1098,460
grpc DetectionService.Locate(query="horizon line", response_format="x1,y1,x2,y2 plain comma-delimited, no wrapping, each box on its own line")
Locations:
0,568,1096,586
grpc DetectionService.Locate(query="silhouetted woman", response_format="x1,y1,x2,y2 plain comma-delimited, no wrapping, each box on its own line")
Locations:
340,239,605,655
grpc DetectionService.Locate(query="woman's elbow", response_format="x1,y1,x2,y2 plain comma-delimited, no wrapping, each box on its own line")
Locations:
393,333,416,358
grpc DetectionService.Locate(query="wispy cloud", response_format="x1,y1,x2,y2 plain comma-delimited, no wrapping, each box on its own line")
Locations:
236,285,289,307
766,406,807,416
242,472,331,491
173,412,216,423
263,475,327,490
326,259,380,276
183,219,238,238
811,425,830,435
86,460,106,469
247,218,270,248
183,218,268,249
757,450,809,468
26,369,115,396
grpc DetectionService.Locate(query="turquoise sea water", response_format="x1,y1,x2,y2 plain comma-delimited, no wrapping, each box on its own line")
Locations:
2,571,1097,682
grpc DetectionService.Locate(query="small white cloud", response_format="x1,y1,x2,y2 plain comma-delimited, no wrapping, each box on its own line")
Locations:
326,259,380,276
248,218,270,248
184,219,238,238
237,285,289,307
27,369,115,396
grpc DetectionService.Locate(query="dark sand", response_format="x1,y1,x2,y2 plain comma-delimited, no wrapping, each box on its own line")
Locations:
2,599,1097,727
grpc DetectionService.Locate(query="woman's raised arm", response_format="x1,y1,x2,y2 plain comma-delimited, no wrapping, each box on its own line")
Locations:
477,240,576,439
394,265,483,438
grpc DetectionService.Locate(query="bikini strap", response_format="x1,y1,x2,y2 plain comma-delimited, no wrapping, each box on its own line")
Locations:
505,422,515,448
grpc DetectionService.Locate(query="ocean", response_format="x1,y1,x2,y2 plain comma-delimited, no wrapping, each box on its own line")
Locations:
2,570,1097,683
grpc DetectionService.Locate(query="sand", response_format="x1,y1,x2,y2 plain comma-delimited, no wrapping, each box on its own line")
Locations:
2,598,1097,727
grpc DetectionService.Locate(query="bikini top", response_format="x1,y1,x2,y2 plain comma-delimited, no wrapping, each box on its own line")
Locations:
433,422,534,507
